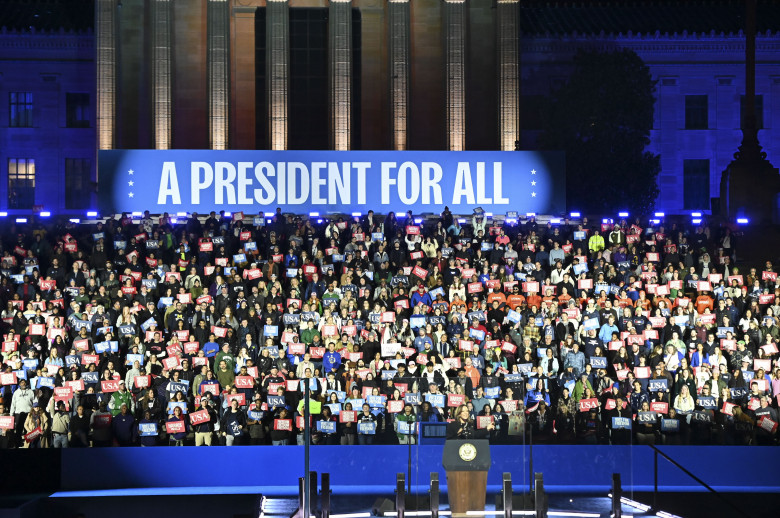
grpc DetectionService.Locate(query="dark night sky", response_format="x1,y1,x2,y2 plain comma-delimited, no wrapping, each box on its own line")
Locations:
1,1,779,35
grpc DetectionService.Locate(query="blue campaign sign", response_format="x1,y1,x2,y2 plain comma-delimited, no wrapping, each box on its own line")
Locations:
485,386,500,399
248,410,265,421
358,421,376,435
267,395,286,407
697,396,717,409
590,357,607,369
98,150,566,214
404,392,422,405
661,418,680,432
317,420,337,434
612,417,631,430
425,393,445,408
82,372,99,384
398,421,417,435
139,423,159,436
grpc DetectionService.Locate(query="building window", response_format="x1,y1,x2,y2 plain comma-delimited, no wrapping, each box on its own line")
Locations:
66,93,90,128
684,95,708,129
683,159,710,210
65,158,92,209
8,159,35,209
740,95,763,130
9,92,33,128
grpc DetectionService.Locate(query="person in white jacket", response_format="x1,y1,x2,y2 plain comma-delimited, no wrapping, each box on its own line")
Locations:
10,379,34,438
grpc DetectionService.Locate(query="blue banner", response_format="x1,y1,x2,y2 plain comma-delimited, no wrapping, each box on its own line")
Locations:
98,150,566,214
139,423,158,436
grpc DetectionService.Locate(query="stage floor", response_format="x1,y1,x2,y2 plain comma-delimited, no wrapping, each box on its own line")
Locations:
12,490,778,518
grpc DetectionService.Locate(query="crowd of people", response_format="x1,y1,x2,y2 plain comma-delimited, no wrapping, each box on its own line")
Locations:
0,207,778,448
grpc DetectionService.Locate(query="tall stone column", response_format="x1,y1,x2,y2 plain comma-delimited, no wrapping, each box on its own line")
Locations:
388,0,410,151
443,0,466,151
329,0,353,150
151,0,173,150
208,0,230,150
267,0,290,150
96,0,118,150
497,0,519,151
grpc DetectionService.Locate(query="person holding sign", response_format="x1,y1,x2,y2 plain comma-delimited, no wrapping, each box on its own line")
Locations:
355,403,378,445
22,403,48,448
167,406,188,446
220,398,247,446
446,404,493,440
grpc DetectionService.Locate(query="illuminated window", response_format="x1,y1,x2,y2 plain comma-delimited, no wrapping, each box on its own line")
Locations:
8,159,35,209
9,92,33,128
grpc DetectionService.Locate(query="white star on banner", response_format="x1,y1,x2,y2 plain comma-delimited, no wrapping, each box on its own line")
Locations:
531,181,536,186
128,192,134,198
128,169,134,175
531,192,537,197
531,169,536,175
128,181,134,187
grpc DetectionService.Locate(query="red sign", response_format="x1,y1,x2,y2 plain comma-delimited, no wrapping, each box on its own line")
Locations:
101,380,121,393
650,402,668,414
387,400,404,413
235,376,254,389
447,394,466,407
134,375,151,389
274,419,293,431
166,420,186,434
189,409,211,425
458,340,474,352
0,416,14,430
578,398,599,412
477,416,494,429
339,410,357,423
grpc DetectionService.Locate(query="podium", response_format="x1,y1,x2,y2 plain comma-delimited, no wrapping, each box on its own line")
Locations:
442,440,491,515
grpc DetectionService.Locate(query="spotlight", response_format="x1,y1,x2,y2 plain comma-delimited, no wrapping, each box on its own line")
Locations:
570,212,581,218
654,212,665,217
691,212,702,217
351,212,362,217
736,218,749,224
39,211,51,217
317,219,323,224
550,218,561,224
86,211,98,217
177,211,187,216
526,212,536,217
309,212,320,217
692,218,702,224
131,211,142,217
414,218,423,224
484,212,493,217
224,211,232,217
618,212,629,218
458,218,466,224
602,218,613,224
16,218,27,223
69,218,81,224
650,219,661,225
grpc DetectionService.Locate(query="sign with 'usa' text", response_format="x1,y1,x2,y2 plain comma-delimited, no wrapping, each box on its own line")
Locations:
98,150,565,214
